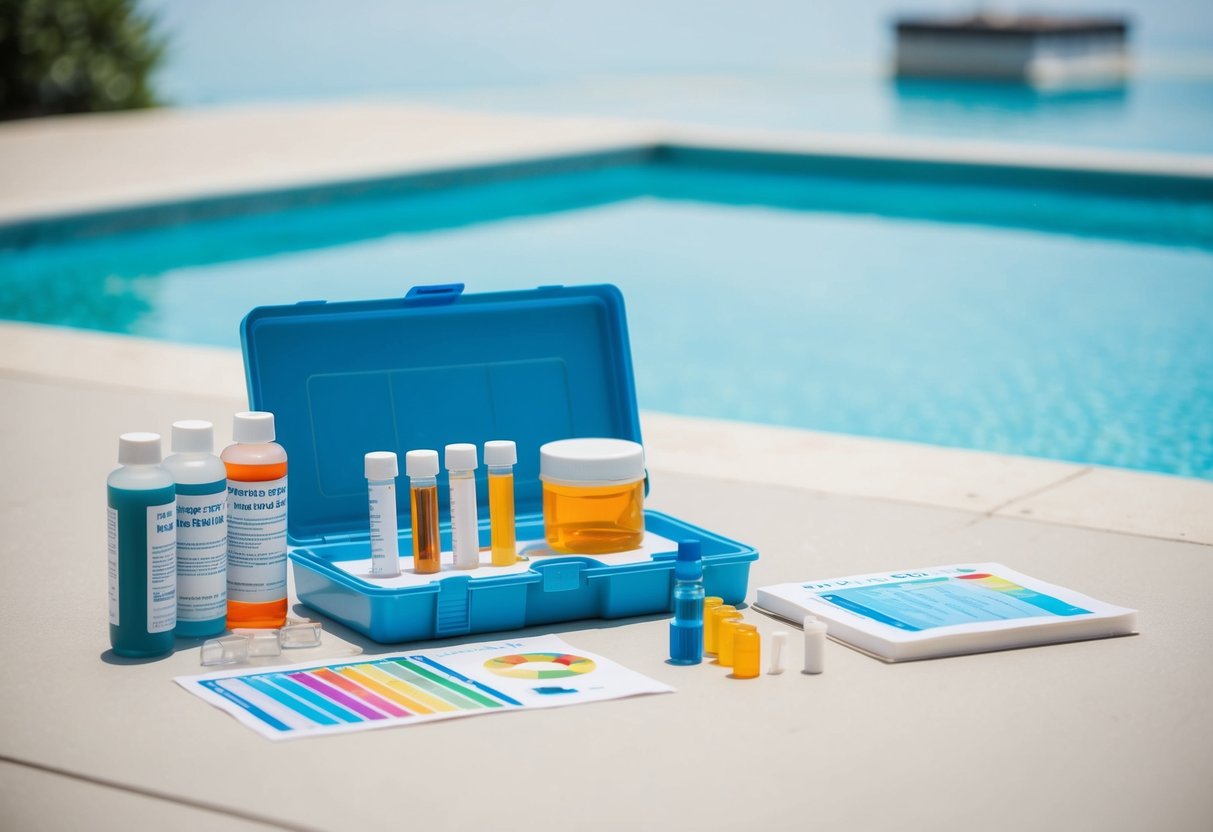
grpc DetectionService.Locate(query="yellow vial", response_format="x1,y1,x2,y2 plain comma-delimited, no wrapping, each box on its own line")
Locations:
485,440,518,566
731,624,761,679
539,438,645,555
706,604,740,655
406,450,442,575
718,619,744,668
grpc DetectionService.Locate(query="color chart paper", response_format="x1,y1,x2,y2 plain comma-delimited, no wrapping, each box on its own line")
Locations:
176,634,673,740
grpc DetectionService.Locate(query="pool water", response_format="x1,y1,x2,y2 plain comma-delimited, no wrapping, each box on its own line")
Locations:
3,166,1212,479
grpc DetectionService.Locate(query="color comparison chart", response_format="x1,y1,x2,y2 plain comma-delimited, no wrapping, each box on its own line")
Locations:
177,635,672,740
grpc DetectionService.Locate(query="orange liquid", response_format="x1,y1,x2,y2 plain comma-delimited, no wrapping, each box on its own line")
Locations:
542,480,644,554
225,459,288,629
489,472,516,566
410,484,441,574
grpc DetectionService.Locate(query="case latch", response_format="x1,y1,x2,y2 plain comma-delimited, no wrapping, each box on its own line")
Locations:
405,283,464,307
536,561,587,593
433,576,472,636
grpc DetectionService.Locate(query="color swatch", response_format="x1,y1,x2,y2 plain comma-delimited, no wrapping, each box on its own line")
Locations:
483,652,596,679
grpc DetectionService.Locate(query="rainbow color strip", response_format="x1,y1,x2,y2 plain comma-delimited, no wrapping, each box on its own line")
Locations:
199,656,522,733
483,652,597,679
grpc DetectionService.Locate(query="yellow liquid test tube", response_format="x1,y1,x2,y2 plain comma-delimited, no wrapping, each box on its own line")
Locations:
406,450,441,575
706,604,741,655
718,619,744,668
731,624,761,679
484,441,517,566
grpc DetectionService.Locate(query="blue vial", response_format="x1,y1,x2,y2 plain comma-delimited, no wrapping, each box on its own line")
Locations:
669,539,705,665
107,433,177,658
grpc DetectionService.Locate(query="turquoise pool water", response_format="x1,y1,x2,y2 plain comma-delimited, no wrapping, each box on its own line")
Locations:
4,163,1211,479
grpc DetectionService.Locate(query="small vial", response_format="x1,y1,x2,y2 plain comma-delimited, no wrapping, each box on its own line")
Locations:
484,440,517,566
769,630,789,675
706,604,741,656
407,450,441,575
731,624,761,679
717,619,744,668
107,433,176,658
365,451,400,578
803,615,827,675
669,540,705,665
445,444,480,570
222,412,288,629
162,420,227,638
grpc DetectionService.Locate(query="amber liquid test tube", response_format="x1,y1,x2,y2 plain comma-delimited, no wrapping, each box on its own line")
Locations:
484,440,518,566
406,450,441,574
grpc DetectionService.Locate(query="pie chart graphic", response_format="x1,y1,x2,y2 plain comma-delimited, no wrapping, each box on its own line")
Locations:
483,652,597,680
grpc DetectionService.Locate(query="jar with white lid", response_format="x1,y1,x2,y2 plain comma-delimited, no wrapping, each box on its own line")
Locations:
539,438,645,554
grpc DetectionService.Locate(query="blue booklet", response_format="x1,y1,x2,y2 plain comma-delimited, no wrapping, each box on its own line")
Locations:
755,563,1137,662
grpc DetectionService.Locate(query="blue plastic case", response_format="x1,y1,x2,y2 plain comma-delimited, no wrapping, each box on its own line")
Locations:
241,283,758,643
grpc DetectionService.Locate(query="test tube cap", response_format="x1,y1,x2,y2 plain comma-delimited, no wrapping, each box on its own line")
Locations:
675,539,703,581
731,624,761,679
118,432,162,465
669,621,704,665
406,449,439,478
769,630,789,675
364,451,399,480
803,616,828,675
171,420,214,454
484,440,517,466
444,443,478,471
232,411,275,443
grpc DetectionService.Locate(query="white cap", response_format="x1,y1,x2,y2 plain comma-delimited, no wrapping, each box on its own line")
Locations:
232,411,275,443
444,443,478,471
539,438,644,486
406,449,439,478
364,451,398,481
118,432,162,465
484,440,517,467
171,420,214,454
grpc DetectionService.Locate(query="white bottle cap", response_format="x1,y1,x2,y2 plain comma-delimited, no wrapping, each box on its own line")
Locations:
406,449,439,478
483,440,517,467
444,443,478,471
233,411,276,443
171,420,215,454
118,432,162,465
364,451,399,481
539,438,644,486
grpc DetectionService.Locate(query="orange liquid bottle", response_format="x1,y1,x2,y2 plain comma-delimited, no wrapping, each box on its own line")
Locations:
222,411,288,628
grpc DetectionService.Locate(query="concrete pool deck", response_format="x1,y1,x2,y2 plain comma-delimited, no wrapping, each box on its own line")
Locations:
1,103,1211,830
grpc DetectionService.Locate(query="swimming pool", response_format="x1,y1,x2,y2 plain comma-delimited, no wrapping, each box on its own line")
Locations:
3,151,1212,479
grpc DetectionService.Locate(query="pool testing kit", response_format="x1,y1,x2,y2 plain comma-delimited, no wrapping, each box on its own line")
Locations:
240,283,758,643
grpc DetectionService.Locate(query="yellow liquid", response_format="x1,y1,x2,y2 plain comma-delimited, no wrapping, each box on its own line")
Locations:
542,480,644,555
410,484,441,574
489,472,517,566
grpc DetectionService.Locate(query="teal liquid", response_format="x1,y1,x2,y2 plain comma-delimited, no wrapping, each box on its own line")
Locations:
108,483,177,657
173,479,228,638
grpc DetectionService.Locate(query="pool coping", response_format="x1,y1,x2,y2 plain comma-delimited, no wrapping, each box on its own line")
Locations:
1,103,1210,544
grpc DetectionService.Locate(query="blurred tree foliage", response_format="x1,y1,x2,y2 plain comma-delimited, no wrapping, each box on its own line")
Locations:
0,0,165,120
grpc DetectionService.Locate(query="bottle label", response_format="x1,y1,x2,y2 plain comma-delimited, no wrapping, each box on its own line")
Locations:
107,507,119,626
176,483,227,622
147,503,177,633
227,476,288,603
368,480,399,575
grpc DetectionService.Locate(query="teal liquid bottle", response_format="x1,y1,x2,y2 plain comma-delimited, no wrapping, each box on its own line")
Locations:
163,420,228,638
669,539,705,665
107,432,177,657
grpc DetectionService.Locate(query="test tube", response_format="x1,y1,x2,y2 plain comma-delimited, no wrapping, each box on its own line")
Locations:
484,440,517,566
365,451,400,578
407,450,441,575
445,443,480,570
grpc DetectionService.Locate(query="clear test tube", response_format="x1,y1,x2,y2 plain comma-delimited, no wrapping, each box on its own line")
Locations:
407,450,441,575
445,443,480,570
484,440,517,566
365,452,400,578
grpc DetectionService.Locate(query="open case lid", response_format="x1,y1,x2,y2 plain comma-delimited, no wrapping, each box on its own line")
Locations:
241,284,642,546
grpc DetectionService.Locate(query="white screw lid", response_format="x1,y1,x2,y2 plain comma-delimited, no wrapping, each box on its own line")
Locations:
444,443,478,471
539,438,644,486
484,440,517,467
171,420,214,454
118,432,162,465
406,449,439,478
232,411,275,443
364,451,398,481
